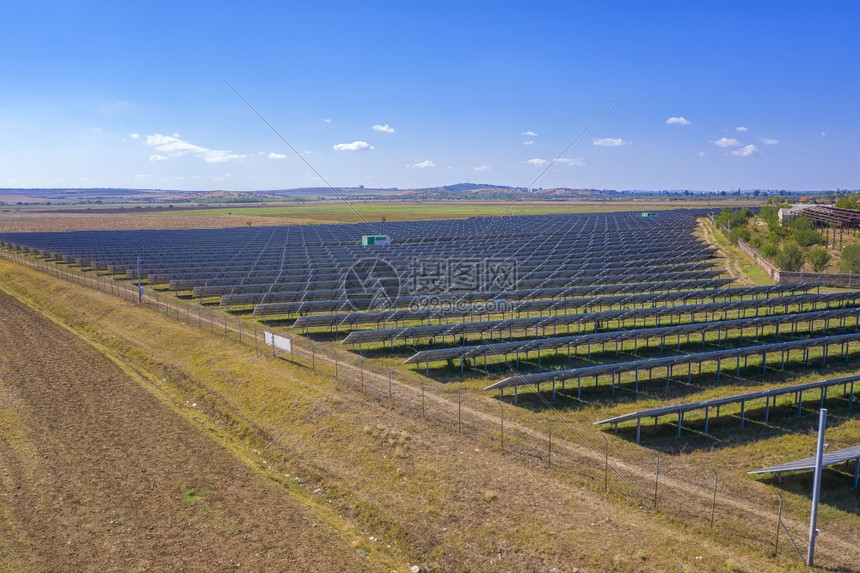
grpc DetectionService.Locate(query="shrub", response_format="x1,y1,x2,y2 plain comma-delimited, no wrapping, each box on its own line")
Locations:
760,243,779,258
728,227,751,245
748,235,763,249
806,247,831,272
775,243,804,271
841,244,860,274
790,216,812,231
715,207,752,236
793,228,824,247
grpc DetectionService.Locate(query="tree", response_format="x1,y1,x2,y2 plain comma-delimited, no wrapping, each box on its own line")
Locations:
775,243,804,271
790,216,812,231
728,227,751,245
761,243,779,258
793,228,824,247
841,244,860,274
806,247,831,272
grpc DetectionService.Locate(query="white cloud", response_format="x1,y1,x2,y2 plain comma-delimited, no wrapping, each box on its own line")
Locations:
407,160,436,169
268,152,287,159
205,150,246,163
473,165,491,172
332,141,374,151
556,157,585,166
666,116,691,126
129,133,139,139
373,124,395,133
714,137,742,147
523,140,534,145
593,137,630,147
761,137,779,145
698,151,707,157
731,144,760,157
736,126,748,132
821,131,826,136
322,118,332,123
522,130,538,137
144,133,247,163
149,154,167,162
527,158,549,166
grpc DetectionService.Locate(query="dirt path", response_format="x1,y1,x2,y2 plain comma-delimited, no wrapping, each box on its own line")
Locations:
0,290,371,572
698,218,755,286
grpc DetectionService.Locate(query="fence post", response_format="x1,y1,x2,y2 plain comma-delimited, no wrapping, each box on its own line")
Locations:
499,402,504,453
775,492,783,556
654,452,660,509
710,469,718,527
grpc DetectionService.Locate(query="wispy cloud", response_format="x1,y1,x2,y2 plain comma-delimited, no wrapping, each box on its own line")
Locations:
666,116,691,126
322,118,332,123
149,154,167,162
129,133,139,139
473,164,491,172
523,140,535,145
332,141,374,151
522,130,538,137
373,124,395,133
527,158,549,166
593,137,630,147
144,133,247,163
736,126,748,132
556,157,585,166
731,144,760,156
761,137,779,145
407,160,436,169
268,152,287,159
714,137,742,148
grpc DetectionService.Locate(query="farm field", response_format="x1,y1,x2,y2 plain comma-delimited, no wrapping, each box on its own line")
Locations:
0,197,762,232
0,289,366,572
1,204,859,571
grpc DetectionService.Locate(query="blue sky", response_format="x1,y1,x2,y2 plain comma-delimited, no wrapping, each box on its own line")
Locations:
1,1,857,192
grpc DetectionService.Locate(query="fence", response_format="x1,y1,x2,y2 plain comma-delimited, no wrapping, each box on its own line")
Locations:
0,246,827,568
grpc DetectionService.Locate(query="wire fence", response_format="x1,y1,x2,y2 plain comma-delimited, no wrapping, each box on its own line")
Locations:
0,247,827,568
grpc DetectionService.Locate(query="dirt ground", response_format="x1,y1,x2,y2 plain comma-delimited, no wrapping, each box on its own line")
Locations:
0,213,279,233
0,290,370,572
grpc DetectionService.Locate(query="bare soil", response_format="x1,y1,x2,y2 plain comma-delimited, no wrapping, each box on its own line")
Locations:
0,290,370,572
0,213,278,233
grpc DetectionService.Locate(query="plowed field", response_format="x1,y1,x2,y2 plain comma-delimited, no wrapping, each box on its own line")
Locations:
0,290,368,572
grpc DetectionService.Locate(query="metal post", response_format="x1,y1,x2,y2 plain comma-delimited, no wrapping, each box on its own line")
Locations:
654,452,660,509
546,417,552,468
388,368,392,408
421,384,425,419
360,359,364,392
457,389,462,432
775,492,783,556
137,256,142,303
499,402,504,453
335,351,338,378
710,469,718,527
602,435,609,492
807,408,827,566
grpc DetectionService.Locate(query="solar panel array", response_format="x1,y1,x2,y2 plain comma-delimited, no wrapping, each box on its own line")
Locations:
5,207,860,425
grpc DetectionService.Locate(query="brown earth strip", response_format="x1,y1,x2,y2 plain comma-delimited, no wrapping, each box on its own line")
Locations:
0,290,371,572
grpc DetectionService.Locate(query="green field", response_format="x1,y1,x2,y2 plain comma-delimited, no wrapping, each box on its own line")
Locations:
170,200,711,224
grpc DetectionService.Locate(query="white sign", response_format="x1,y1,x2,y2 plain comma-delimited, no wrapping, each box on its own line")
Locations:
264,331,292,352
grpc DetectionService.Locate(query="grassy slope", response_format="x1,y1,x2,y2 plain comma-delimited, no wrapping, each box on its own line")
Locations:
3,257,856,572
